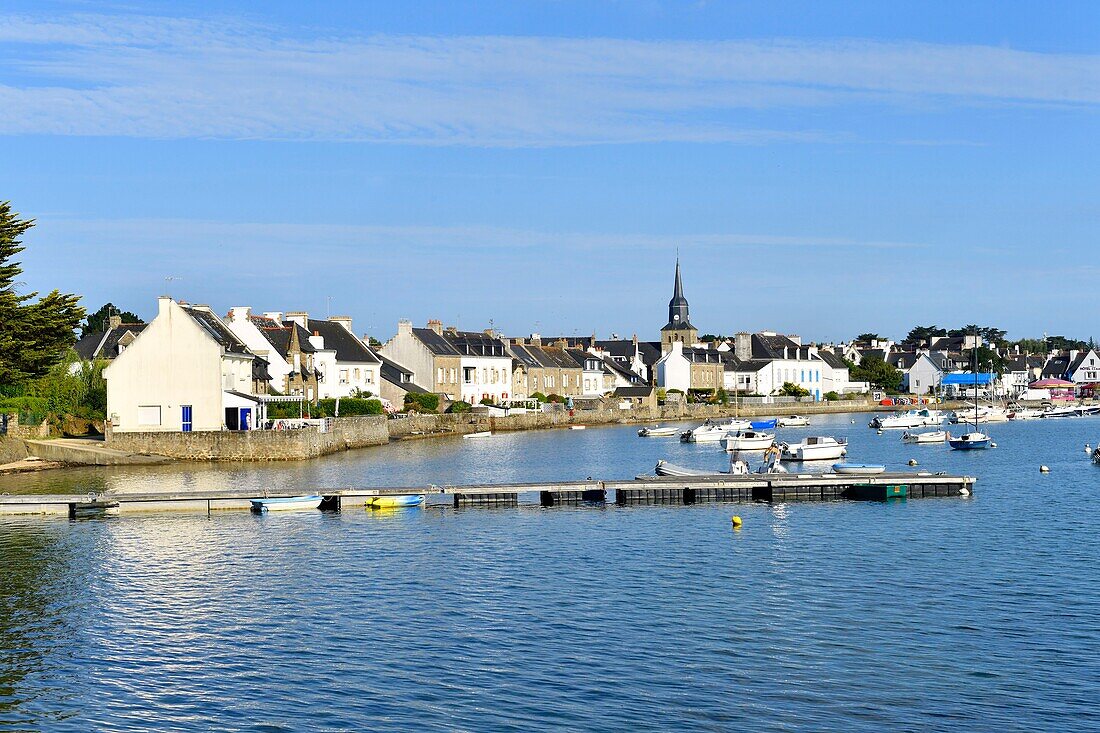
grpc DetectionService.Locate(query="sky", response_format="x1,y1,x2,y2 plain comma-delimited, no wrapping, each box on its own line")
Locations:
1,1,1097,344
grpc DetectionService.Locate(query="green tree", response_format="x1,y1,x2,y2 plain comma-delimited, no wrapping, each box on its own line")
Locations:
778,382,810,397
0,202,85,384
849,356,903,391
81,303,142,336
855,333,882,344
905,325,946,345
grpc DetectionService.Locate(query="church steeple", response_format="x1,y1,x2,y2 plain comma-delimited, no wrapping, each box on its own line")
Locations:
660,257,698,350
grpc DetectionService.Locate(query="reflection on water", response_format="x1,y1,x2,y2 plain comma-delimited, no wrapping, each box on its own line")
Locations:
2,414,1100,731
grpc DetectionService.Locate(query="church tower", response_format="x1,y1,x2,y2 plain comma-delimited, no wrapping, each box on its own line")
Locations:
660,258,698,351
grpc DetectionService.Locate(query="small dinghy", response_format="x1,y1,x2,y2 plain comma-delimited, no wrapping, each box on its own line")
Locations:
831,463,886,475
250,495,323,512
902,430,947,444
777,415,809,427
780,436,848,461
638,425,678,437
368,494,425,509
463,431,492,439
570,425,586,430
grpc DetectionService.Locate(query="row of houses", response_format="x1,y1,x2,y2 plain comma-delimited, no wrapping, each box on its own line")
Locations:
844,338,1100,399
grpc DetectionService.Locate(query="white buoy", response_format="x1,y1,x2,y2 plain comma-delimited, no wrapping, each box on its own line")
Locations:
1086,443,1092,454
877,429,883,435
1040,465,1050,473
990,442,998,448
908,458,918,466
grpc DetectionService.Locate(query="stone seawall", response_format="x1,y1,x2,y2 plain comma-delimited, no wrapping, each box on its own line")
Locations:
107,416,390,461
104,399,966,462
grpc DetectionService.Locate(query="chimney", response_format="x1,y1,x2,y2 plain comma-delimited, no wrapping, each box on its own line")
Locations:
787,334,802,346
108,314,122,330
530,333,541,347
445,326,458,336
229,306,251,323
329,315,353,333
263,311,283,323
426,319,443,335
286,312,308,328
734,332,751,361
158,296,174,318
484,328,495,338
398,319,413,337
309,331,325,350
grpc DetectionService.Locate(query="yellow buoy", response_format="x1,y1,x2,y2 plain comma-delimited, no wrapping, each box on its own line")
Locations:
731,515,743,528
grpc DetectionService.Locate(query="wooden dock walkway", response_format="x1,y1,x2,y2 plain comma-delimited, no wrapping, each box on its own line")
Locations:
0,472,974,516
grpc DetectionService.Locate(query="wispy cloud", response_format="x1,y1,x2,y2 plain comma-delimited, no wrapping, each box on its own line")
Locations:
39,217,925,256
1,13,1098,145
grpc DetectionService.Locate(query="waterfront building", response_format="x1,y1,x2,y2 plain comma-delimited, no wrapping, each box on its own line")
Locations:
73,315,148,364
377,354,430,408
380,320,513,404
509,338,584,399
104,297,263,433
228,311,321,400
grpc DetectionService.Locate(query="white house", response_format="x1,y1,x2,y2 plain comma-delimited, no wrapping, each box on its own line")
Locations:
105,297,261,433
380,320,513,404
654,341,692,393
290,314,381,399
227,307,293,392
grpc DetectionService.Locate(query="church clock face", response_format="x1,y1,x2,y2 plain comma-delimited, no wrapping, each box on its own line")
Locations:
673,315,680,322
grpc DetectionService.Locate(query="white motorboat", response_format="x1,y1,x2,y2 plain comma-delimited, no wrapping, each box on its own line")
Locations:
721,430,776,451
870,409,943,430
463,431,493,439
249,495,323,512
680,418,752,443
1041,405,1079,419
949,405,1009,424
638,425,678,437
1008,408,1043,420
777,415,809,427
831,463,886,475
779,436,848,461
902,430,948,444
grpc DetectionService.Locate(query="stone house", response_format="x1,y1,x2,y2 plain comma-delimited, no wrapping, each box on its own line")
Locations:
380,320,512,404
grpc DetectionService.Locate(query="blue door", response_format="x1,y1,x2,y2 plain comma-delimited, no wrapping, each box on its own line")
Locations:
238,408,252,431
181,405,193,432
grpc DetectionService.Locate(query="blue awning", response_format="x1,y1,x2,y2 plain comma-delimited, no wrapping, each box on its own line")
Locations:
942,372,994,386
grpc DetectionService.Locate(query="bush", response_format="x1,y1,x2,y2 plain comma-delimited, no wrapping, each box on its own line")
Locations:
530,391,548,403
448,400,472,414
824,391,841,402
546,393,565,404
479,397,495,406
715,388,729,405
313,398,383,417
404,392,439,413
667,389,684,395
266,400,304,419
656,388,667,404
778,382,811,397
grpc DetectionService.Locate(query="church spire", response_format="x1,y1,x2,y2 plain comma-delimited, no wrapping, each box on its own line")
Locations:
673,257,684,301
661,257,696,351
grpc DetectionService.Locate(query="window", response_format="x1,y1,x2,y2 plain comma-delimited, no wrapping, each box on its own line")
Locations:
339,369,349,384
353,368,360,380
138,405,161,426
463,367,475,384
437,367,444,384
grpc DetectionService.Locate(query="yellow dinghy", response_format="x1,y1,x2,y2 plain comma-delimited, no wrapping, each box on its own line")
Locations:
367,494,425,509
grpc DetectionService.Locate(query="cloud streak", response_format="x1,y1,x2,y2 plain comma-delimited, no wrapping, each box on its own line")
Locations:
1,13,1098,144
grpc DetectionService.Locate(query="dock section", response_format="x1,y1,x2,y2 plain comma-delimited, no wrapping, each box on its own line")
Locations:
0,472,974,516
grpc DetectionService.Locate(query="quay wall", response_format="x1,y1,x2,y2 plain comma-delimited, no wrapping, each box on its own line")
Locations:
102,398,956,462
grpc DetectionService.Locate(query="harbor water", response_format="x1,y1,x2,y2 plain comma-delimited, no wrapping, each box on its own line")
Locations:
2,412,1099,731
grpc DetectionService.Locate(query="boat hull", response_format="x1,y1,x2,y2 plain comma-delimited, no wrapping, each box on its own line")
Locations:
832,463,886,475
638,426,678,437
902,431,947,444
250,495,323,512
368,494,425,508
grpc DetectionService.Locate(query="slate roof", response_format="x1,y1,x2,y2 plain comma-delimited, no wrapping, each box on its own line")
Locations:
888,352,920,370
181,306,250,354
306,319,380,364
1005,355,1045,372
614,386,655,397
602,355,643,383
1041,356,1070,379
1067,350,1097,377
74,323,147,361
816,350,849,370
414,328,508,357
858,348,886,363
252,356,272,383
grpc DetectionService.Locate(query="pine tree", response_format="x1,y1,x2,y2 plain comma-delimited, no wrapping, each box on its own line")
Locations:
0,201,85,385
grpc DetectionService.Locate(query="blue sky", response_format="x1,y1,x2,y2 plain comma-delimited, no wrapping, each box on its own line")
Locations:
1,1,1097,343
